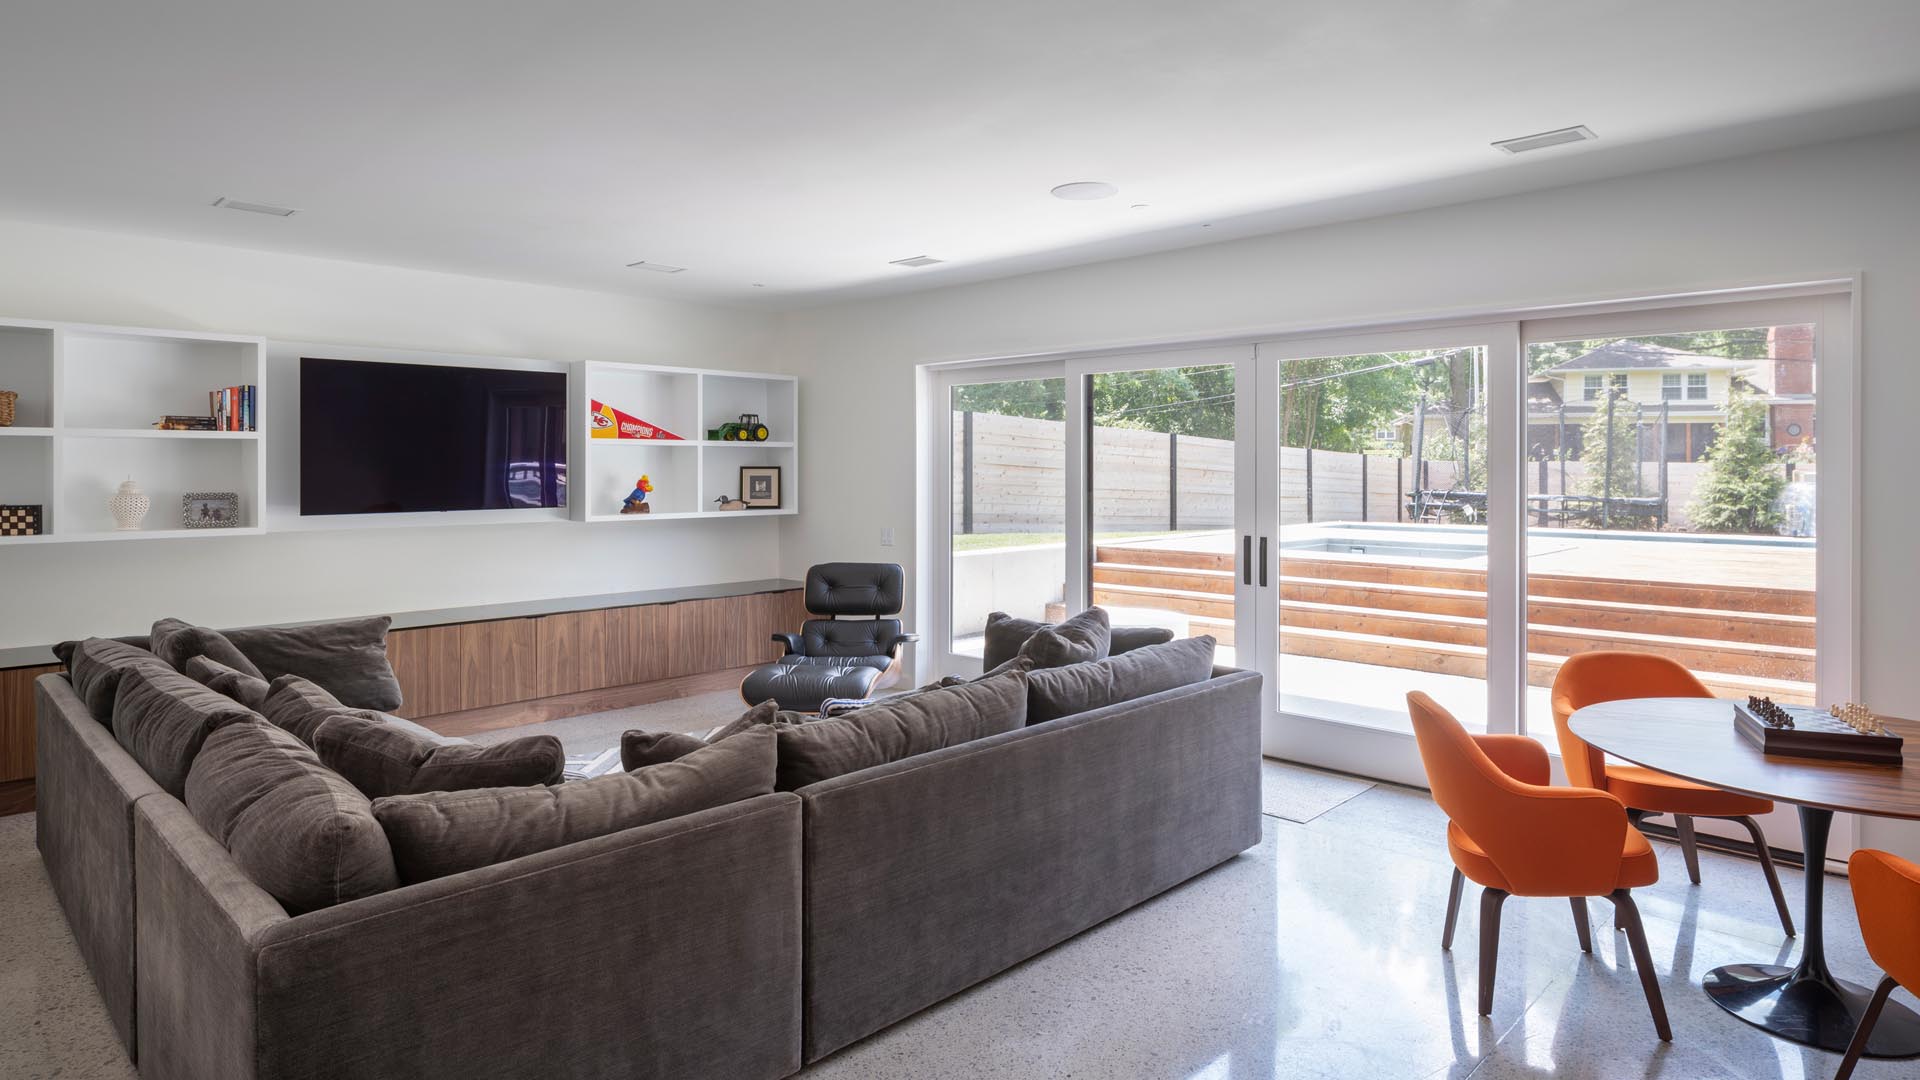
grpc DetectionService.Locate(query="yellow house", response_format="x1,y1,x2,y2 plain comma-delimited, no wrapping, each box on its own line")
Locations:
1529,340,1749,461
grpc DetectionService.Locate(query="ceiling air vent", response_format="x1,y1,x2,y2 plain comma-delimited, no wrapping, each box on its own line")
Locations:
1491,125,1596,155
625,261,686,273
212,196,298,217
889,255,943,268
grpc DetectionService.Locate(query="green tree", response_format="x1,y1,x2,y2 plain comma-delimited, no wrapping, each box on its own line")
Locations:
1689,389,1785,534
1574,390,1644,501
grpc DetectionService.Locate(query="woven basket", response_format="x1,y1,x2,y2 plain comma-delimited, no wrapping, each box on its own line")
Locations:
0,390,16,428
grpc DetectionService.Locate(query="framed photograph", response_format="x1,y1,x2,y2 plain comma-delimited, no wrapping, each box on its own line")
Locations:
182,492,240,529
739,466,781,510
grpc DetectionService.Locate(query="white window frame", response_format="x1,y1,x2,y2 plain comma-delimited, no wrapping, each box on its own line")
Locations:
1687,371,1709,400
1661,373,1683,400
1583,374,1603,401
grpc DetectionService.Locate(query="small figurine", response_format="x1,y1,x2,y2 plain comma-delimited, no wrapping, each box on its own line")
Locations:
713,495,749,511
621,475,654,514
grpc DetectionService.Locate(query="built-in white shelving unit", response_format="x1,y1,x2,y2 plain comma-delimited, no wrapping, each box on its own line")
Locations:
573,362,798,523
0,318,266,544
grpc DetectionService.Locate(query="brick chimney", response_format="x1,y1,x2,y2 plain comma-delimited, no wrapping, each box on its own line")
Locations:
1767,324,1815,395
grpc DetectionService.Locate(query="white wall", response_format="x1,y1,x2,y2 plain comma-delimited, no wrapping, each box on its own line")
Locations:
0,219,781,645
775,126,1920,858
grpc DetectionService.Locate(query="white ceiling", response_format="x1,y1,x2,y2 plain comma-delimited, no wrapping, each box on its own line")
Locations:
3,1,1918,308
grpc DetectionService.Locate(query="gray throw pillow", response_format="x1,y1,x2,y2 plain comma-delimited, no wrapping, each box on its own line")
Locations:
54,634,150,670
620,700,780,770
260,674,354,745
1111,625,1177,655
774,669,1028,791
312,712,564,798
112,665,261,797
68,638,174,723
226,616,403,712
619,730,710,770
373,728,777,883
149,618,265,680
184,655,272,710
1025,635,1217,726
186,720,399,914
1020,606,1110,668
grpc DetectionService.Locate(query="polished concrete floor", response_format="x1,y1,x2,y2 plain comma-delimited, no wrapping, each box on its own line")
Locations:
5,782,1913,1078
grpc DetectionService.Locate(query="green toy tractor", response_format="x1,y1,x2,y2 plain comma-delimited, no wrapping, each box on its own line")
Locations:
708,413,771,442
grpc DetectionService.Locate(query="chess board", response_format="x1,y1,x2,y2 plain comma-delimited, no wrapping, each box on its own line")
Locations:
0,504,42,536
1734,701,1905,766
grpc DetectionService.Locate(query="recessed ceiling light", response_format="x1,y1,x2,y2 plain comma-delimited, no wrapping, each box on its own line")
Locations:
1051,181,1119,201
625,261,686,273
889,255,944,268
211,196,297,217
1492,125,1596,154
750,283,766,288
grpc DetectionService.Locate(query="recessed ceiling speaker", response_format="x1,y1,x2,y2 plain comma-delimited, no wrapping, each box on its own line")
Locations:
1491,126,1596,154
212,196,297,217
1051,181,1119,201
625,261,687,273
889,255,944,268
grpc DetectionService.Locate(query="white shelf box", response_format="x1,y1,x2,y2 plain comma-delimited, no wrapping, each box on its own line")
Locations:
586,364,698,443
699,372,796,443
0,323,57,428
700,442,797,514
62,329,260,431
58,433,262,534
584,441,698,519
0,431,54,537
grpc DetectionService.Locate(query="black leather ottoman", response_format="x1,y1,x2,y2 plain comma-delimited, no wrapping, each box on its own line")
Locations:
740,657,889,714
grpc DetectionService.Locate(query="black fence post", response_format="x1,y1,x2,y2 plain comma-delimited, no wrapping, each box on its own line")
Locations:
1396,458,1404,522
1360,453,1369,522
1304,444,1314,523
961,410,975,535
1168,431,1179,532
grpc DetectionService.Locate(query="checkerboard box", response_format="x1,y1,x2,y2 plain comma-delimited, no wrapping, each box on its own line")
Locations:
0,504,43,536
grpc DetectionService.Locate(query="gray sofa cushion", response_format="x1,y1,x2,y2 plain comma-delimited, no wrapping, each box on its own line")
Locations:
226,616,403,711
983,608,1158,671
184,655,272,710
1021,607,1110,668
53,634,150,669
260,674,354,745
68,637,174,722
372,728,777,883
112,665,260,797
774,670,1028,791
1026,635,1217,725
312,712,564,797
149,618,265,680
185,720,399,914
706,699,780,742
620,730,711,770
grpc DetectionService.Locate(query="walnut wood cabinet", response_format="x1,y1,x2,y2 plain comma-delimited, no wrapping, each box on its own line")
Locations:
386,588,805,720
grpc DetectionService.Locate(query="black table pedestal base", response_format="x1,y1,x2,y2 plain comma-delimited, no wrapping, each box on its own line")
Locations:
1705,963,1920,1057
1702,805,1920,1058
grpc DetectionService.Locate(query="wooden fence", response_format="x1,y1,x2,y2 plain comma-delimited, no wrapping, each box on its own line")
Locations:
954,411,1722,532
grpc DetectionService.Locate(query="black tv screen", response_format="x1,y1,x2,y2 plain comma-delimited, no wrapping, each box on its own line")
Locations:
300,357,567,515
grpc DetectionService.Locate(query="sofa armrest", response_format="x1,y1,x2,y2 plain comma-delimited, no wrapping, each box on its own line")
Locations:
137,793,804,1080
772,632,804,656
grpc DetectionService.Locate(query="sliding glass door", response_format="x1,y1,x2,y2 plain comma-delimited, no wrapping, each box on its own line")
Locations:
1254,326,1521,781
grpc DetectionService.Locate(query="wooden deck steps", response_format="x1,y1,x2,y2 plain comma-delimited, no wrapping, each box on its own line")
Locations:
1091,541,1816,695
1278,625,1814,704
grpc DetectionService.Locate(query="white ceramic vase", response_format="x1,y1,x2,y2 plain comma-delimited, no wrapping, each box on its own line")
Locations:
110,479,150,531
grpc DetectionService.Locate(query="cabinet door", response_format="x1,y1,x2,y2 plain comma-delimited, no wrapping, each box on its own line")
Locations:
386,625,462,719
535,610,612,698
606,604,669,686
1,664,59,782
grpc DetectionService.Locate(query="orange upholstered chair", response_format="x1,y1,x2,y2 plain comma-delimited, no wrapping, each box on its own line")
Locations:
1835,850,1920,1079
1409,691,1670,1040
1551,651,1795,937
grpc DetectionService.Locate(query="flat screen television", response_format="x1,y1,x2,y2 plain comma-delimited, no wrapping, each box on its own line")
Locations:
300,357,567,516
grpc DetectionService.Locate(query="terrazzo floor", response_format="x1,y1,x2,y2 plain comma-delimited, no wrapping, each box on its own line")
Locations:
5,777,1915,1078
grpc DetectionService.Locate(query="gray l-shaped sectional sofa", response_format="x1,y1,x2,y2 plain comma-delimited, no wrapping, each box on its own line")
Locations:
36,660,1262,1078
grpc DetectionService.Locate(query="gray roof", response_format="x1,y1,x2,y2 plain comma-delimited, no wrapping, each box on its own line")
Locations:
1545,339,1749,374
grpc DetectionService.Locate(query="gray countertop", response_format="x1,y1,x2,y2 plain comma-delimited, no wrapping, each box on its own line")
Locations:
0,577,805,670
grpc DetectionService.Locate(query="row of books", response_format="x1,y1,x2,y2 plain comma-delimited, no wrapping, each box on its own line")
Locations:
150,385,258,431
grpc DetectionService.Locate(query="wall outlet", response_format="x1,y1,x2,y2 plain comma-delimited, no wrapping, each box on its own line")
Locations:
880,527,895,547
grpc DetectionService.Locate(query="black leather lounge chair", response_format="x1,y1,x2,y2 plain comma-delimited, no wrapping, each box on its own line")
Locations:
740,562,919,713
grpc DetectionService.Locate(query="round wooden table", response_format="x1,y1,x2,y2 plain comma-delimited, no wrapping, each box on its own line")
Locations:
1571,697,1920,1059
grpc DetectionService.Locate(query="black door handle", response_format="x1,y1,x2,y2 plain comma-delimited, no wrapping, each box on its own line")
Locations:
1242,535,1252,586
1259,536,1269,587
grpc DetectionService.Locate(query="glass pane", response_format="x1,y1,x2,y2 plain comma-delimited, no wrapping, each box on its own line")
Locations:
1274,347,1491,731
1523,324,1816,732
1088,365,1237,665
948,377,1067,659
